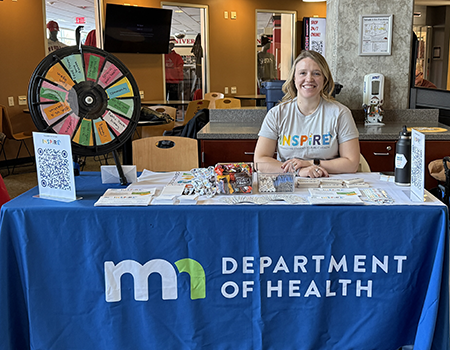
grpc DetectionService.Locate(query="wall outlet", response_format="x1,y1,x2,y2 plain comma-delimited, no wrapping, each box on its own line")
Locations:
231,86,237,94
224,87,229,94
8,96,14,107
231,12,237,20
224,11,228,19
139,91,144,100
18,96,27,106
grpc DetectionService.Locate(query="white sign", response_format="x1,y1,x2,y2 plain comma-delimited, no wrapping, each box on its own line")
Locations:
359,15,393,56
32,132,77,202
305,17,326,56
410,129,425,202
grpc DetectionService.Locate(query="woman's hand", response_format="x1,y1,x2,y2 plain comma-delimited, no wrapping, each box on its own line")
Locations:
281,159,329,178
299,165,329,178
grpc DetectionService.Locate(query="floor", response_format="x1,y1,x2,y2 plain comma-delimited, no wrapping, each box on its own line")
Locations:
1,154,112,199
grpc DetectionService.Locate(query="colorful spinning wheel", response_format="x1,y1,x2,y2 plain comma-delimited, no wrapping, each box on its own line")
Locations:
28,45,141,157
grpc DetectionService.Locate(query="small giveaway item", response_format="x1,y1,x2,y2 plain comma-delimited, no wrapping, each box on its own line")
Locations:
214,163,253,194
256,163,294,193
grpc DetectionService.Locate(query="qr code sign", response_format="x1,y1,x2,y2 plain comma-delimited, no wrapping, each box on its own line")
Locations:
37,148,72,190
311,41,324,55
411,142,424,189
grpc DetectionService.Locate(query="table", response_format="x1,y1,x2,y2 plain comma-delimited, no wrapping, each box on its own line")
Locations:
235,94,266,106
0,172,448,349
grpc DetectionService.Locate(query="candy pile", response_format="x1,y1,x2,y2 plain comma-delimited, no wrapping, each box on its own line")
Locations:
189,167,218,197
214,163,253,194
258,174,294,193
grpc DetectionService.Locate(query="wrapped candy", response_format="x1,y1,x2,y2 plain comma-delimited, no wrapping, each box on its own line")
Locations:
214,163,253,194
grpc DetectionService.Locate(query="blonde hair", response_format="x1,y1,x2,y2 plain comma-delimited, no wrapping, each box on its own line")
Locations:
281,50,335,103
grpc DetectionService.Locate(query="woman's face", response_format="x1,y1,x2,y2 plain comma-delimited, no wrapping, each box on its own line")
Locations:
294,57,324,101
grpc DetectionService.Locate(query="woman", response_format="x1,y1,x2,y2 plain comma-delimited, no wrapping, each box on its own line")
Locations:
254,50,360,178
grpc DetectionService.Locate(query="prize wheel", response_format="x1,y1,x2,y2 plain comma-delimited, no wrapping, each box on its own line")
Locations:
28,45,141,157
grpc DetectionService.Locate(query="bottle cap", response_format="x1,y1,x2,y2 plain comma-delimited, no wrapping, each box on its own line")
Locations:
399,125,411,137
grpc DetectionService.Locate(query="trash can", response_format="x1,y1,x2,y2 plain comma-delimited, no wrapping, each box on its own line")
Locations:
263,81,343,111
263,80,285,111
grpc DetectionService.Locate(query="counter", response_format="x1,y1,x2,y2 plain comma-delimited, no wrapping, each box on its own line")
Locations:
197,107,450,141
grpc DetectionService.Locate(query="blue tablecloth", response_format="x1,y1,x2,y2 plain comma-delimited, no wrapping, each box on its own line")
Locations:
0,172,449,350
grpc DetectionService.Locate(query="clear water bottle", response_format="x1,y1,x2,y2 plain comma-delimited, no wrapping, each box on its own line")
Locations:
394,125,411,186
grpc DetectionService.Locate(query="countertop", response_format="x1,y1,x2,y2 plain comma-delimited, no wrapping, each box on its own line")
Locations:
197,108,450,141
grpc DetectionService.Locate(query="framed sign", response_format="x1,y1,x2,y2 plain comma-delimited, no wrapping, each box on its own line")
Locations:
359,14,393,56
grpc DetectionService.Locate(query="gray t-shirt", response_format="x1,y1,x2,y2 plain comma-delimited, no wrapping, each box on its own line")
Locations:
258,98,359,162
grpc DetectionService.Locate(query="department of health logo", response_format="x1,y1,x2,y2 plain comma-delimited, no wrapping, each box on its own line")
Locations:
104,258,206,302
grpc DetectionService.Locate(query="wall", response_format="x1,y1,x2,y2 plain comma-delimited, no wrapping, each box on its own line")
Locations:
0,0,46,160
326,0,414,110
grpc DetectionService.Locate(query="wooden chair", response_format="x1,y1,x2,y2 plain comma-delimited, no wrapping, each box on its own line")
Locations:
215,98,241,109
132,136,199,172
358,154,371,172
140,105,176,138
0,104,35,175
177,99,210,127
204,92,224,109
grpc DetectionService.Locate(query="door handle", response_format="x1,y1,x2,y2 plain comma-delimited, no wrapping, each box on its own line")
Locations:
373,152,390,156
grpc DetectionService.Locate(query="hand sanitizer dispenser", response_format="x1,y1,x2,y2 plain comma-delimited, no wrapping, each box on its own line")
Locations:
363,73,385,125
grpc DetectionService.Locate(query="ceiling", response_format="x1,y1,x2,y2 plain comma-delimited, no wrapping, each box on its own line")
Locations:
45,0,450,36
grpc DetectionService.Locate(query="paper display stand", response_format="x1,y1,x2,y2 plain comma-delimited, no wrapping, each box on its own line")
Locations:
32,132,79,202
27,30,141,186
410,129,426,202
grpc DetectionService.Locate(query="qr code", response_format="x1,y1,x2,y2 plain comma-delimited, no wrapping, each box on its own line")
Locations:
411,144,423,189
311,41,324,55
36,148,72,190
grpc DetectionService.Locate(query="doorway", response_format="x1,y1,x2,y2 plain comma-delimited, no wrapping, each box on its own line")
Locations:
43,0,97,50
162,2,209,101
256,10,297,94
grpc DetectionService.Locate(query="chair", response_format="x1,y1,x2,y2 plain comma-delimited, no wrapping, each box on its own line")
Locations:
132,136,199,172
358,154,371,172
0,104,35,175
140,106,176,138
177,99,210,127
215,98,241,109
204,92,224,109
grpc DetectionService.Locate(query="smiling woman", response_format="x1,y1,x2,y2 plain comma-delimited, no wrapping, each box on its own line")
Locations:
254,50,360,177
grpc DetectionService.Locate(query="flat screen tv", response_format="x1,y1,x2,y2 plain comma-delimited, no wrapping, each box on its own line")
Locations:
104,4,172,54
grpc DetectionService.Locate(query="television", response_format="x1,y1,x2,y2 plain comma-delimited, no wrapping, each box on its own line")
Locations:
104,4,172,54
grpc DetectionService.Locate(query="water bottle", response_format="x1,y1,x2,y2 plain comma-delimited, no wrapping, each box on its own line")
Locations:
394,125,411,186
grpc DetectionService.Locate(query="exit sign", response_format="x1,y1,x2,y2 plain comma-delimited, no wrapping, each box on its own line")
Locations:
76,17,86,24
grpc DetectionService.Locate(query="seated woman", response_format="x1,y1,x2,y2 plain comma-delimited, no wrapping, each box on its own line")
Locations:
254,50,360,178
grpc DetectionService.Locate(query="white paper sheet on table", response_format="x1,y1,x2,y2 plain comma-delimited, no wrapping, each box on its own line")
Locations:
94,188,155,206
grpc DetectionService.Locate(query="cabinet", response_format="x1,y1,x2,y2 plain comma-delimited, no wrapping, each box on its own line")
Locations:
359,141,395,173
200,140,257,167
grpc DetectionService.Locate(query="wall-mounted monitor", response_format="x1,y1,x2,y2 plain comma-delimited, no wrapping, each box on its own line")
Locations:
104,4,172,54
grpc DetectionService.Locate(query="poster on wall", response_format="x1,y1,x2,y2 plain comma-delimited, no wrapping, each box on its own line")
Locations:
303,17,326,56
359,14,393,56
